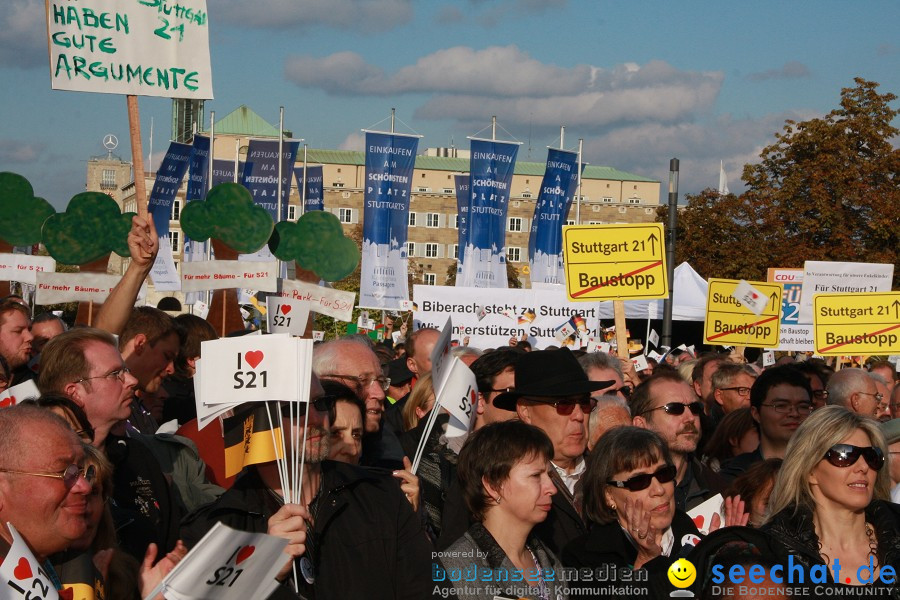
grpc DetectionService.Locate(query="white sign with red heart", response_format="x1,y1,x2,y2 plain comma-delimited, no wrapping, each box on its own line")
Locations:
265,296,311,337
0,522,59,599
198,335,309,405
0,380,39,409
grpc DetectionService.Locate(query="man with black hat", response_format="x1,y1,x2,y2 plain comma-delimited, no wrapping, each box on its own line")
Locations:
493,347,611,556
383,356,416,436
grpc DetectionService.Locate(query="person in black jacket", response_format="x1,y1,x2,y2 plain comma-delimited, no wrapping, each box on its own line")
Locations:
181,374,433,600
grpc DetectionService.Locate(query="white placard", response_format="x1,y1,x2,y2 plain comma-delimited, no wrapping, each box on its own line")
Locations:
35,271,122,304
0,523,58,599
149,239,182,291
798,261,894,324
46,0,213,100
277,279,355,322
193,359,239,431
198,335,306,405
312,330,324,342
181,260,278,293
631,354,649,372
192,300,210,320
648,328,660,348
0,253,56,285
265,296,311,336
687,493,724,535
762,350,776,367
0,380,40,408
435,357,479,438
429,317,455,395
647,349,662,361
145,523,285,600
732,280,769,316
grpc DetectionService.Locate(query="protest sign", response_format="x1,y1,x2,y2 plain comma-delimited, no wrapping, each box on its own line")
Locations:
0,523,59,599
0,254,56,286
181,260,278,293
704,278,782,348
278,279,355,322
813,292,900,355
265,296,311,336
563,223,668,301
0,380,40,408
36,271,122,304
798,261,894,324
46,0,213,99
767,268,814,351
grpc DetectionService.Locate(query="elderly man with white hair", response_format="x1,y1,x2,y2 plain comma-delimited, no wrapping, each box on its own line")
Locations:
826,367,888,420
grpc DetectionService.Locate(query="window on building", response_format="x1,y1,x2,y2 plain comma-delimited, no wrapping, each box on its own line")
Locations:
288,205,297,221
443,188,454,194
628,198,642,204
565,219,576,226
425,243,439,258
339,208,353,223
424,273,436,285
333,182,345,188
409,212,417,227
170,230,181,254
171,198,181,221
407,242,415,257
508,217,524,232
452,215,459,229
521,191,532,198
101,169,116,189
451,244,459,259
603,197,614,203
507,247,522,262
426,213,440,228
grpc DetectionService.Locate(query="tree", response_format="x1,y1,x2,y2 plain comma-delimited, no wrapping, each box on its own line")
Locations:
666,78,900,286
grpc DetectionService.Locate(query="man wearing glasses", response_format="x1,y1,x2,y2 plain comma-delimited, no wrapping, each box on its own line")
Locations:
492,348,611,555
826,368,889,420
711,363,758,414
629,371,726,511
312,337,403,469
0,405,93,564
721,365,814,481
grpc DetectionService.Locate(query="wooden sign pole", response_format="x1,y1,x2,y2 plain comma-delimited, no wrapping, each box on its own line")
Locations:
614,300,628,359
126,95,149,216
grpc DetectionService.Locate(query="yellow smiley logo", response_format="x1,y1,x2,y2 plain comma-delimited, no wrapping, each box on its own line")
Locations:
667,558,696,589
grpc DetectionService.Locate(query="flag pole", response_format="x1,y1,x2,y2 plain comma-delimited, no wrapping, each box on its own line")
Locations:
126,95,148,217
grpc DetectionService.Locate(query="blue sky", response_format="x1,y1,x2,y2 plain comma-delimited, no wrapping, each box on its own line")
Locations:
3,0,899,210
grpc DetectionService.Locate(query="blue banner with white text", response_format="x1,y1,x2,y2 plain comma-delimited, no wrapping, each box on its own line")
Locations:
528,148,581,286
182,135,212,303
240,139,300,222
293,165,324,213
147,141,191,290
211,159,241,187
458,139,519,288
454,174,469,278
359,132,420,309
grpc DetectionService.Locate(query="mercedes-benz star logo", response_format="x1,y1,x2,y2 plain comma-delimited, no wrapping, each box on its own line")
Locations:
103,134,118,150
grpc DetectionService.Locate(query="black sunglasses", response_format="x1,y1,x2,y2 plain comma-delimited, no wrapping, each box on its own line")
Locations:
607,464,677,491
642,401,703,417
528,396,596,416
280,395,337,416
823,444,884,471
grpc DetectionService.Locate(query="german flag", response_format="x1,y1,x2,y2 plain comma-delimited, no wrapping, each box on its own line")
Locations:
223,403,284,478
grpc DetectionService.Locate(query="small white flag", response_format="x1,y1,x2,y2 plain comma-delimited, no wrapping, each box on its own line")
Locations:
648,329,660,348
733,280,769,316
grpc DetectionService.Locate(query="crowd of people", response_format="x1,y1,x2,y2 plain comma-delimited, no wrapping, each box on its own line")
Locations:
0,215,898,599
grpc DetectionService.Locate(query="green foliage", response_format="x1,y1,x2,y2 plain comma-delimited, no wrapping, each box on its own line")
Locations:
269,211,359,282
0,172,56,246
665,79,900,287
180,183,274,254
42,192,133,265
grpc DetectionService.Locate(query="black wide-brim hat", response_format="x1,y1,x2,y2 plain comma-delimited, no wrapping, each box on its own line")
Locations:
493,347,613,411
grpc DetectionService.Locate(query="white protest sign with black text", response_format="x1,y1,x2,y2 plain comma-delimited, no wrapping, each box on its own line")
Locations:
798,261,894,324
278,279,355,322
0,522,59,599
436,358,479,439
181,260,278,293
265,296,311,336
198,335,302,405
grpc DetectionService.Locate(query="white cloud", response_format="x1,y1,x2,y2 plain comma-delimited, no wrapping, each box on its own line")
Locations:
215,0,412,31
338,131,365,151
0,0,47,68
0,139,46,164
747,61,811,81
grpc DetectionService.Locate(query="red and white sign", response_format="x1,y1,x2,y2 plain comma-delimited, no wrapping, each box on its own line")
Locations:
181,260,278,293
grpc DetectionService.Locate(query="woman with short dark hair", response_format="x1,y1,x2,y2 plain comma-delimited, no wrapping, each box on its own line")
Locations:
438,420,567,600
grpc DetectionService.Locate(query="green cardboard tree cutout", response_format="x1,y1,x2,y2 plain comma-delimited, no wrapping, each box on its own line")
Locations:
43,192,134,265
269,211,359,281
0,172,56,246
179,183,275,254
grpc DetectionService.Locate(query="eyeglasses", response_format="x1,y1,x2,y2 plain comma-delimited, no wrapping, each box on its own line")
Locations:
857,391,885,402
322,373,390,392
73,367,130,386
760,400,813,415
641,401,703,417
719,386,751,396
812,389,828,400
608,464,677,491
281,395,337,416
528,396,596,415
823,444,884,471
0,464,95,489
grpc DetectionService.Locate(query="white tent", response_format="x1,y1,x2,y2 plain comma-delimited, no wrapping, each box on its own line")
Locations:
594,262,708,321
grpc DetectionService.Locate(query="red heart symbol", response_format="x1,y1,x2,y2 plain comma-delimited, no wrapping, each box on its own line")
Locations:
280,304,292,315
235,545,255,565
692,515,705,530
14,557,32,580
0,396,14,408
244,351,264,370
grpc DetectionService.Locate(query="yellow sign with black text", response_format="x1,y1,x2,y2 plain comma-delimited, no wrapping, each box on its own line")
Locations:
704,279,782,348
562,223,668,302
813,292,900,355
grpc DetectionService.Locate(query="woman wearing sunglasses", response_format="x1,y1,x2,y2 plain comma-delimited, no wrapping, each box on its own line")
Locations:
759,405,900,587
563,427,705,580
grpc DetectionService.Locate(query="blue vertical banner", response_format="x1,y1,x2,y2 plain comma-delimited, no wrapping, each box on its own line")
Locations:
528,148,581,285
148,141,192,290
240,139,300,222
182,135,212,303
359,131,420,309
454,174,469,278
458,138,520,288
211,159,241,187
293,165,324,212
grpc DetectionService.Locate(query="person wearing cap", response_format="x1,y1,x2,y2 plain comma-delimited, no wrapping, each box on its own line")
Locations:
382,356,416,436
880,419,900,503
492,347,611,556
